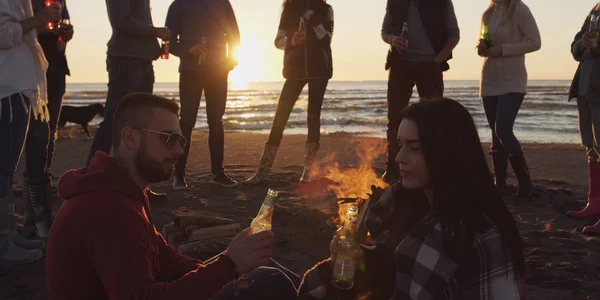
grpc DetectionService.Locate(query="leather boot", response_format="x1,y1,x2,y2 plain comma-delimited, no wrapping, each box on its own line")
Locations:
246,143,279,184
583,219,600,235
568,161,600,219
26,177,53,239
21,172,36,238
508,150,535,197
491,149,509,191
300,142,319,184
7,189,44,250
0,196,43,263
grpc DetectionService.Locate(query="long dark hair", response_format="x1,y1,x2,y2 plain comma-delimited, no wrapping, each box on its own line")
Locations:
400,99,525,275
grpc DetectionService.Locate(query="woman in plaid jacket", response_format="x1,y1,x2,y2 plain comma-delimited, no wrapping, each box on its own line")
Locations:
299,99,526,299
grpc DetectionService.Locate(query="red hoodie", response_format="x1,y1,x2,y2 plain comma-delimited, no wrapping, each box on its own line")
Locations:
46,152,237,300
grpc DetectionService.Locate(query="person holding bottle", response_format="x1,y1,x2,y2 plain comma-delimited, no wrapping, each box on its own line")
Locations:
380,0,460,184
246,0,334,185
298,99,527,299
0,0,60,263
477,0,541,198
165,0,241,189
566,2,600,234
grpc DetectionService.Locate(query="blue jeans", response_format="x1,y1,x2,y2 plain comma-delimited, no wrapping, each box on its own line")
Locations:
210,259,301,300
86,56,154,165
577,96,600,162
0,94,31,197
482,93,525,153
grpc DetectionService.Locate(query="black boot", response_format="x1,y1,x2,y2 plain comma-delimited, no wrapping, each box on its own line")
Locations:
491,149,509,192
508,151,535,198
26,177,53,239
20,173,37,238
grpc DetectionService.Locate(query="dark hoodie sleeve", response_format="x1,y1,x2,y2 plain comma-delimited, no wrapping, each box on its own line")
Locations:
89,204,237,300
224,0,240,50
154,228,203,281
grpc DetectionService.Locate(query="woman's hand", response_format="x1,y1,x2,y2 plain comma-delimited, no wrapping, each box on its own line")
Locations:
477,39,489,56
329,228,364,263
292,31,307,46
482,44,503,58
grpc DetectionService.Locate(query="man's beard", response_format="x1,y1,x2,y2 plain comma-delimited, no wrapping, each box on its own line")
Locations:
134,147,175,183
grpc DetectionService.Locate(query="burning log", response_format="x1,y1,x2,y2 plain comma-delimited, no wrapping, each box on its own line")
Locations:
178,237,233,258
186,223,241,242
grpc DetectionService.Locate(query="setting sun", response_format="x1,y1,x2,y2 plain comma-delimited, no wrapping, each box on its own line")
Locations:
229,37,271,90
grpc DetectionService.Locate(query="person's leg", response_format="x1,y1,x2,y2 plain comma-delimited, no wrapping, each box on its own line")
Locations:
495,93,525,153
300,78,328,183
414,61,444,100
0,94,43,263
482,96,508,189
246,80,306,184
495,93,534,197
385,61,415,183
174,71,203,179
86,57,153,165
45,70,67,173
267,80,306,146
204,70,229,176
581,98,600,232
210,267,298,300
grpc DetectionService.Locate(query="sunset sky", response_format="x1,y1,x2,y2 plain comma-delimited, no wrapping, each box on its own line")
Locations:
64,0,599,84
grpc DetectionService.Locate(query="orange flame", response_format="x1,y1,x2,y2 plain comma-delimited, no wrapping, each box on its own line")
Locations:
314,138,389,226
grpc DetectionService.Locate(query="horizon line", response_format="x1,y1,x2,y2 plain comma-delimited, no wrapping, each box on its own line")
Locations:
66,79,574,84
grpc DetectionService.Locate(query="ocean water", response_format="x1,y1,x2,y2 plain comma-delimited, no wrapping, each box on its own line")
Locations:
64,80,579,144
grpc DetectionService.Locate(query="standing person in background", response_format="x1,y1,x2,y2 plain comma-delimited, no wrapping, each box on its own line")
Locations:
566,2,600,234
247,0,334,184
0,0,59,262
380,0,460,184
86,0,172,200
19,0,74,240
477,0,541,198
166,0,241,189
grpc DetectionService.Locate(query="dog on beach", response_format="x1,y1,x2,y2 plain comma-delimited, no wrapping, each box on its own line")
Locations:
57,104,105,139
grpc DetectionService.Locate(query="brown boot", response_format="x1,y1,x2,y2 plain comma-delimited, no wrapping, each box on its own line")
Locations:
246,143,279,184
300,142,319,184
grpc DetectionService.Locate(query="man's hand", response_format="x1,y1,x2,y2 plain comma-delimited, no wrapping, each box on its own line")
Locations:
58,24,74,41
483,44,503,58
189,44,207,57
391,35,408,54
152,27,172,41
223,229,274,275
36,4,61,26
292,31,307,46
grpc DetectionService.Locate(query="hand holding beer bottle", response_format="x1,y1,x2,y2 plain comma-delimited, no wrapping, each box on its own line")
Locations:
477,23,490,56
292,16,307,47
36,1,61,33
330,205,364,290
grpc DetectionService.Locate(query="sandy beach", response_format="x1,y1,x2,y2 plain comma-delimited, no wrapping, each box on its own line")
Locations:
1,130,599,299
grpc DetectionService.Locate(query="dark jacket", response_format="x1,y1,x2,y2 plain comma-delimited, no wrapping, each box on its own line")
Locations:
105,0,161,61
277,0,333,80
165,0,240,73
31,0,70,75
47,152,238,300
569,5,600,102
382,0,455,71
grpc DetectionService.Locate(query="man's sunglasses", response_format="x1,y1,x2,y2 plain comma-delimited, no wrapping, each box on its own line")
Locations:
131,128,188,149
